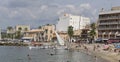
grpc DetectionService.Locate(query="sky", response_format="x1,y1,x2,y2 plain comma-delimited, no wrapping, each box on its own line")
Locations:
0,0,120,29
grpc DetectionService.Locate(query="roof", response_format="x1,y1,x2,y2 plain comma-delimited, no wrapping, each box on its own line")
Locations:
99,10,120,15
25,29,43,33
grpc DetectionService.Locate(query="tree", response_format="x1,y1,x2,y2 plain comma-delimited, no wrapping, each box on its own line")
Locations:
7,26,13,39
67,26,74,42
38,26,42,29
89,22,97,43
15,31,22,39
7,26,13,31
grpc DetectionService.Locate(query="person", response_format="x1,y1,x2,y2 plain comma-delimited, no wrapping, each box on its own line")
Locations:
93,45,96,51
103,44,109,51
27,54,31,60
94,56,97,62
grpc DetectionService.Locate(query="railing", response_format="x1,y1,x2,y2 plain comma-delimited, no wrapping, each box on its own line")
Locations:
99,17,120,20
98,27,120,30
99,22,119,25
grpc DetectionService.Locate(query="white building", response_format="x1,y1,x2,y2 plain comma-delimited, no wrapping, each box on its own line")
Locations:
56,14,90,31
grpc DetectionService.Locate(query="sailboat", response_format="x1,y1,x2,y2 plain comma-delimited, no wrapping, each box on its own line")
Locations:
28,31,68,50
54,31,68,49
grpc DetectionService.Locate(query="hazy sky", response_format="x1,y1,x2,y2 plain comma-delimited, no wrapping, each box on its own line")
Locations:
0,0,120,29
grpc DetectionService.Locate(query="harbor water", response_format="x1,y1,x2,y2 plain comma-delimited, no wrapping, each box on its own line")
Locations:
0,46,109,62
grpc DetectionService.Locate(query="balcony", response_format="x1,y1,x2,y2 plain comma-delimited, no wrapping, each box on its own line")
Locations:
99,17,120,20
99,22,119,25
98,27,120,30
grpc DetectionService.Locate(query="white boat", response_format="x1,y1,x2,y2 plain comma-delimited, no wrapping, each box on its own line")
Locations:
54,31,68,50
28,31,68,50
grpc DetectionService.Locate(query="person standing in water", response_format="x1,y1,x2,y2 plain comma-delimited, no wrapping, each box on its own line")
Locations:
27,54,31,60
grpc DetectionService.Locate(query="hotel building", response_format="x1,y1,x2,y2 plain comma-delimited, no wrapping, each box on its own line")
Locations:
98,6,120,39
56,14,90,32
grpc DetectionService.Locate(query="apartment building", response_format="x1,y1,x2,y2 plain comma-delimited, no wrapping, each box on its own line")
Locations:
98,6,120,39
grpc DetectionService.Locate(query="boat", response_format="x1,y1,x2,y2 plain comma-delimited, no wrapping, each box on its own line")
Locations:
54,31,68,50
28,31,68,50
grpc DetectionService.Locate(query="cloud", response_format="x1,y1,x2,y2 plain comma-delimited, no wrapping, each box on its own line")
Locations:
80,3,91,9
0,0,100,29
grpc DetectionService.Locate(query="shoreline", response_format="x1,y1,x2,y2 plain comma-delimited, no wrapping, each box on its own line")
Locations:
0,42,28,46
72,43,120,62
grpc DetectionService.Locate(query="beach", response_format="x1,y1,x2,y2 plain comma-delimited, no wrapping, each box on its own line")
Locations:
71,43,120,62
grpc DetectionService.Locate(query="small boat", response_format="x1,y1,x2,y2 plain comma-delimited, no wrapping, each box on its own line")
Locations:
54,31,68,50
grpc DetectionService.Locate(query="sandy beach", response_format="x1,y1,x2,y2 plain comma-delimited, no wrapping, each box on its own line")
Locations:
70,43,120,62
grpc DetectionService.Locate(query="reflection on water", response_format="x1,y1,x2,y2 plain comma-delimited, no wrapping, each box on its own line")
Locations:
0,46,109,62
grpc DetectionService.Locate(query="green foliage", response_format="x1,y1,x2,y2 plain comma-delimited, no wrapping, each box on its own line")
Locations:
38,26,42,29
7,26,13,31
67,26,74,39
15,31,22,39
89,22,96,39
90,23,96,30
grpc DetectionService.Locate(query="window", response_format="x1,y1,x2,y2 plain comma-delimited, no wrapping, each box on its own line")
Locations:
18,27,22,31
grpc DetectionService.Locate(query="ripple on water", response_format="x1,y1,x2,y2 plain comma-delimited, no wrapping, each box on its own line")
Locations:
0,46,109,62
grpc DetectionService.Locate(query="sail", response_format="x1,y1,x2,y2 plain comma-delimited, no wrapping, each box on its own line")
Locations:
55,31,65,46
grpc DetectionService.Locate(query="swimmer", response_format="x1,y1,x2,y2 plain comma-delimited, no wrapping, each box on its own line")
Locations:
94,56,97,62
27,54,31,60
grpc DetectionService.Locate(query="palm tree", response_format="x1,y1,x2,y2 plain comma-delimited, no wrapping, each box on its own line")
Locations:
7,26,13,39
15,31,22,39
89,22,97,43
67,26,74,42
7,26,13,31
38,26,42,29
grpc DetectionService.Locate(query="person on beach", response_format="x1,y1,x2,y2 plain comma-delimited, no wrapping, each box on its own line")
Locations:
93,45,96,51
103,43,109,51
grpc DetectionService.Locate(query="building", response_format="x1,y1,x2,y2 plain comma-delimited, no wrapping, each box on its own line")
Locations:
56,14,90,32
41,24,55,42
23,29,44,42
15,25,30,32
23,24,55,42
98,6,120,39
53,31,68,42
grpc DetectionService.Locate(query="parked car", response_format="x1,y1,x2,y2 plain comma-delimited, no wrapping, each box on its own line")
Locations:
107,39,120,44
95,38,103,43
95,39,108,43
